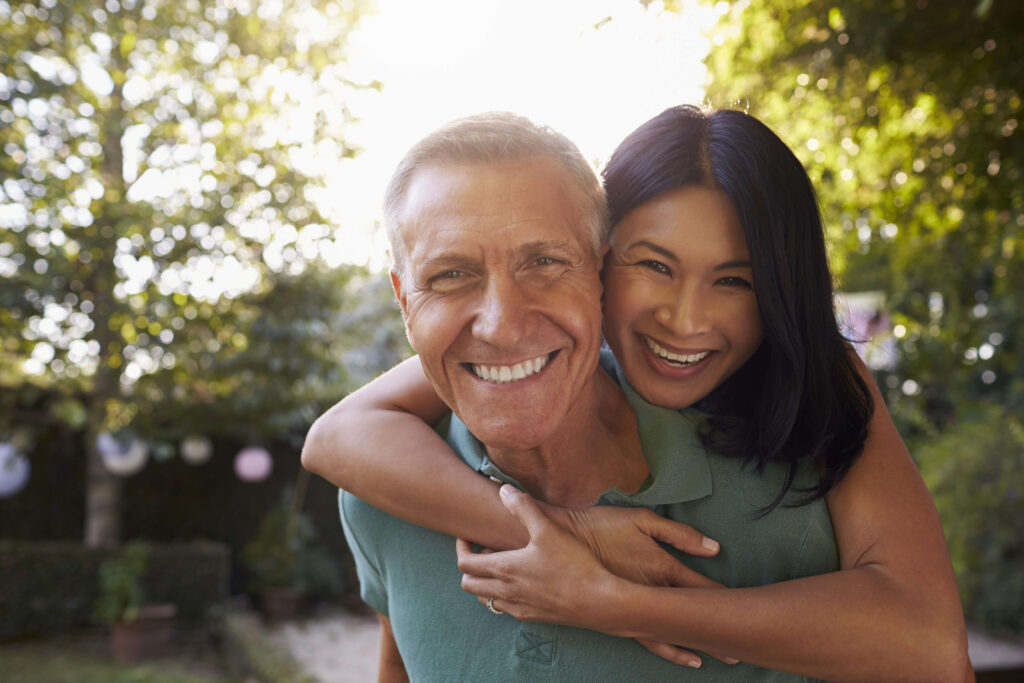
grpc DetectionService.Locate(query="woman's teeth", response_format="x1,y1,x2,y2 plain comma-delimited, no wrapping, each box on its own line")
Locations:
472,353,549,384
644,336,710,366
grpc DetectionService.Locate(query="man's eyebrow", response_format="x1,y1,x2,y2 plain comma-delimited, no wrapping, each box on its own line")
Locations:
413,253,475,274
622,240,679,263
519,239,576,254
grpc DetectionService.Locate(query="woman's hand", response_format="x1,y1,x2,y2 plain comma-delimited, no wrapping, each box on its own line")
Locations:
457,485,736,669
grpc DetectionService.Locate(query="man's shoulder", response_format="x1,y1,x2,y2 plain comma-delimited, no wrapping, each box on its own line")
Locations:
339,489,395,537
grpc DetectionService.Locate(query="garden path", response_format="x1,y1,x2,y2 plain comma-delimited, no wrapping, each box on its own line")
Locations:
270,609,1024,682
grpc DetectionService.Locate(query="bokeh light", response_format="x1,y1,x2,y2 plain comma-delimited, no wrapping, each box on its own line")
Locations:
97,431,149,477
0,443,31,498
234,446,273,482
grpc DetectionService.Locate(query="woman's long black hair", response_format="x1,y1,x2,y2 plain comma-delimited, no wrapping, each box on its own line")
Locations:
603,105,874,508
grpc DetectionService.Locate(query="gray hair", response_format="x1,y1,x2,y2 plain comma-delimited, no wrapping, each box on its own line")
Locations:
383,111,609,279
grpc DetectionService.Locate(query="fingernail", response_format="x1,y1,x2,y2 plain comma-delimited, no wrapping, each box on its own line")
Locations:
499,484,515,499
702,536,719,552
724,657,740,665
688,659,702,669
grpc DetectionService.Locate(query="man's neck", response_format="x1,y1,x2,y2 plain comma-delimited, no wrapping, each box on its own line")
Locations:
483,369,649,507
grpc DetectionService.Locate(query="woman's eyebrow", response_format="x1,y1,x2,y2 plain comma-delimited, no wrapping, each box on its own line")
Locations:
714,259,753,271
623,240,679,263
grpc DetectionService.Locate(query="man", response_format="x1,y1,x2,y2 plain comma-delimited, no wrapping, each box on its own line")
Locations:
335,113,834,681
341,112,661,680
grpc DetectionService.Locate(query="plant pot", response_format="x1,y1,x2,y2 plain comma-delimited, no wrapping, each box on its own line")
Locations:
258,586,307,622
111,603,178,662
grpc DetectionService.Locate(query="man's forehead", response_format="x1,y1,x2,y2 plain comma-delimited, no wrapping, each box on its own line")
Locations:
402,158,570,209
410,235,583,266
400,159,589,252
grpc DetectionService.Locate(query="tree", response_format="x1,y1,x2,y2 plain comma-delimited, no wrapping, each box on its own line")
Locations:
701,0,1023,433
0,0,383,546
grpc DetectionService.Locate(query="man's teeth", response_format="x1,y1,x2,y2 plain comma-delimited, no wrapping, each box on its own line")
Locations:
472,354,549,384
644,337,710,366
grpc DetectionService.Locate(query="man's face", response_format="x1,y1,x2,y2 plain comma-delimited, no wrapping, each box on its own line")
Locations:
391,157,605,450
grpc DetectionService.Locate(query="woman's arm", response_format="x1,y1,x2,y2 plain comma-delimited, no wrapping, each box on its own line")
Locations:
302,356,721,577
458,361,971,681
301,356,529,549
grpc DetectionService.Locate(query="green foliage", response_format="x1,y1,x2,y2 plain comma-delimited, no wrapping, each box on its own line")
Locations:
1,0,373,399
916,405,1024,635
0,542,107,639
0,541,229,640
703,0,1023,430
221,610,313,683
0,0,402,543
95,541,151,625
241,487,342,598
144,542,231,626
0,644,234,683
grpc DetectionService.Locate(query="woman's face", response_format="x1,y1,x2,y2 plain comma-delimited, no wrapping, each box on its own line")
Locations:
602,185,763,410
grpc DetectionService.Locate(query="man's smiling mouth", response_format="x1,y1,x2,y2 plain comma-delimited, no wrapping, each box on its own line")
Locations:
468,352,555,384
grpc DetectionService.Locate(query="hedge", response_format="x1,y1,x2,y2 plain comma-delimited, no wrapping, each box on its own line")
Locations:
0,540,230,641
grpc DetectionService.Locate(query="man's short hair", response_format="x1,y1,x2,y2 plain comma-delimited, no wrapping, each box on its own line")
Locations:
383,111,609,279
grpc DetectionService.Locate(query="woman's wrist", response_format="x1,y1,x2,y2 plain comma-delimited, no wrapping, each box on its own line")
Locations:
585,570,644,637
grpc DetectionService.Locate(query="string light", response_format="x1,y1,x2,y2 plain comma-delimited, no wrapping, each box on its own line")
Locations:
234,446,272,482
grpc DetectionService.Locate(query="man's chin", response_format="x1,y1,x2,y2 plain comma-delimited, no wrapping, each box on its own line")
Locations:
457,417,554,452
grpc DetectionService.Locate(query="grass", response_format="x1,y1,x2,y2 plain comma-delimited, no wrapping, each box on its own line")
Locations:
0,632,235,683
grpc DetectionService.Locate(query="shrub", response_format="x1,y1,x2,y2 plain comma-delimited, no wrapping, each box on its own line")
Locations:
94,542,151,625
241,488,342,600
916,403,1024,636
0,541,229,641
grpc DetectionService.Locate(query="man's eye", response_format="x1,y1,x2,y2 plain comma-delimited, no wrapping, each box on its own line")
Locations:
428,270,471,292
638,260,670,275
437,270,465,279
533,256,563,267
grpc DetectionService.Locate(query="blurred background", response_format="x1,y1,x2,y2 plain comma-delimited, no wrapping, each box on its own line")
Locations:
1,0,1021,680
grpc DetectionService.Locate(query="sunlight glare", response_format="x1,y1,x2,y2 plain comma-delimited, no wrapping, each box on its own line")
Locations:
327,0,716,270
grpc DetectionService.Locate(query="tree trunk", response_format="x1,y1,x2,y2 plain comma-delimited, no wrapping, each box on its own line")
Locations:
84,43,128,548
84,430,121,548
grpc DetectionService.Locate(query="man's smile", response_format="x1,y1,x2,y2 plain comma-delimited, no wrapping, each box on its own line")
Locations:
466,351,558,385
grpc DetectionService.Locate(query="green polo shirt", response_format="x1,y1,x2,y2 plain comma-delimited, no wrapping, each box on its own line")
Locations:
340,350,836,681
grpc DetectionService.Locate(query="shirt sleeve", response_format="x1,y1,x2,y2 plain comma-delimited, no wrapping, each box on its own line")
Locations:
338,489,390,615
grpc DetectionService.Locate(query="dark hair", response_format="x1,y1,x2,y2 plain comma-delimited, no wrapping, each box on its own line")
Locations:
603,104,873,508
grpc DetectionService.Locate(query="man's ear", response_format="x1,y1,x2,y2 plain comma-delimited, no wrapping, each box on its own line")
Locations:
390,269,410,321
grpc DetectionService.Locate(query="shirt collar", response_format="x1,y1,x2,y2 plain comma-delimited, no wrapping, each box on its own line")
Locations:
598,350,713,506
442,350,713,506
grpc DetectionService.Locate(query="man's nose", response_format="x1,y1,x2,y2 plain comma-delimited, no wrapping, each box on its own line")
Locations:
471,275,533,348
653,283,711,336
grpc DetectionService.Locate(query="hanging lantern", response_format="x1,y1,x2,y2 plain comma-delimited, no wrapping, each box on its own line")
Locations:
234,446,272,482
98,431,148,476
180,435,213,465
0,443,30,498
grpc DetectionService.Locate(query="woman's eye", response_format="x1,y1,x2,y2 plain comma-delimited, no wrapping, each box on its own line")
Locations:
716,275,753,289
638,260,670,274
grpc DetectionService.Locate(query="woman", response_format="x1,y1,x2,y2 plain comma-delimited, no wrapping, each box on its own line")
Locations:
302,106,970,680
